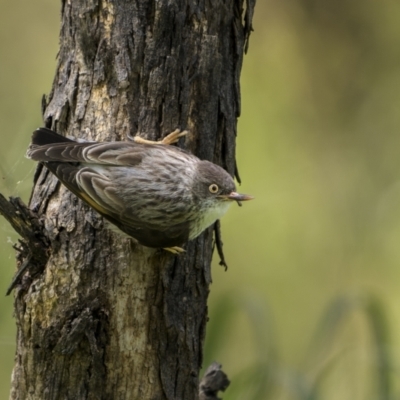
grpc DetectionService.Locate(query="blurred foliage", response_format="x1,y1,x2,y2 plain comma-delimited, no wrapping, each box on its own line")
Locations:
1,0,400,399
204,292,393,400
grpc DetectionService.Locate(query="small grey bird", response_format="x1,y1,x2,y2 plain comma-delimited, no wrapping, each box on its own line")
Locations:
27,128,253,253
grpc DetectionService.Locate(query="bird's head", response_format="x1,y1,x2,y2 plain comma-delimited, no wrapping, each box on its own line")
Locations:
193,160,253,207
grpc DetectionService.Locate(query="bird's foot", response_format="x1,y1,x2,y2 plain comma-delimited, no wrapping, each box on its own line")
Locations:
163,246,185,254
160,129,188,145
133,129,188,146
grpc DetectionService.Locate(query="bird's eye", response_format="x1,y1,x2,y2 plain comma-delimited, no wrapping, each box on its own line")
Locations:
209,184,219,193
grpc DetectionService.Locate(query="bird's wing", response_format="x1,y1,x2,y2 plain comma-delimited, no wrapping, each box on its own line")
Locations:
27,128,191,247
29,142,145,165
47,163,116,217
46,162,189,246
27,127,194,166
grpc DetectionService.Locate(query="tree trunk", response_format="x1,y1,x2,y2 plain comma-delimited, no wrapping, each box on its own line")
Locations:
9,1,254,399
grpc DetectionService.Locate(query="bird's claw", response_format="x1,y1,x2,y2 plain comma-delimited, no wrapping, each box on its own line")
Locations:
163,246,185,254
133,129,188,146
160,129,188,145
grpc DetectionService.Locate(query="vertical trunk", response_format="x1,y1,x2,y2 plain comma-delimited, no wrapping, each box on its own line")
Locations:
9,1,254,399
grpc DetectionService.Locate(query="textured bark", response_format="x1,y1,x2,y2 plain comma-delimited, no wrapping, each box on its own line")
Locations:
9,1,254,399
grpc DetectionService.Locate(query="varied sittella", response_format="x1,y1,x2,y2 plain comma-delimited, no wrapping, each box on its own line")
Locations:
27,128,253,253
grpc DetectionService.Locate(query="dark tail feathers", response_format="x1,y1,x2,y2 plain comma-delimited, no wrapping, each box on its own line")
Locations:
31,128,75,146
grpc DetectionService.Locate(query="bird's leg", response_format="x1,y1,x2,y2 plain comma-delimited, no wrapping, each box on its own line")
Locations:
163,246,186,254
133,129,188,146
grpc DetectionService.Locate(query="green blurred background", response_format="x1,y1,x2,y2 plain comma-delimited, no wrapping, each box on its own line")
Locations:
1,1,400,399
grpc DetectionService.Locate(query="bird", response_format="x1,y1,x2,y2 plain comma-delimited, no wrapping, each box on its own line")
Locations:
27,127,253,253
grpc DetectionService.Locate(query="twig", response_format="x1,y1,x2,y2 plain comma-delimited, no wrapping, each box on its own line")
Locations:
0,193,48,294
6,254,32,296
213,220,228,270
199,362,230,400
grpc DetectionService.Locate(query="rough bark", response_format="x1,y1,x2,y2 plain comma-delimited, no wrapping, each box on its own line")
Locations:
8,1,254,399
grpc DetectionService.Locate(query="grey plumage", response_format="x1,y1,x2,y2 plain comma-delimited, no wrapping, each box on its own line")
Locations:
27,128,252,249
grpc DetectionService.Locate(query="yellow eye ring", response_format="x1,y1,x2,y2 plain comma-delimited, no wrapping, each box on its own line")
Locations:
209,184,219,193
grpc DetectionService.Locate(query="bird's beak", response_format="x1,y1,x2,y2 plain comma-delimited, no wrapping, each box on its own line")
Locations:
226,192,254,201
218,192,254,206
